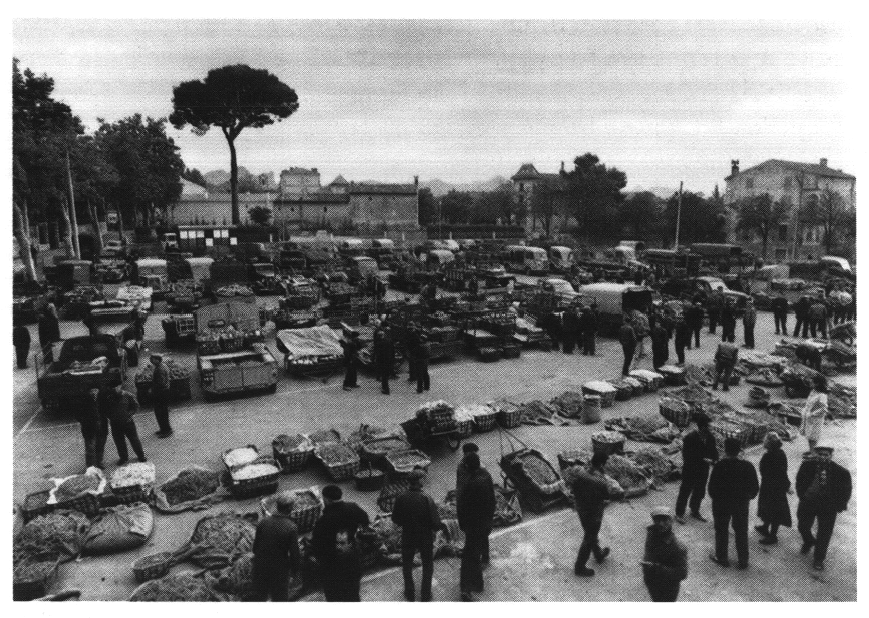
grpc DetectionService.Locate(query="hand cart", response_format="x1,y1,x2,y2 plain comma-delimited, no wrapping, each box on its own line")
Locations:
400,415,463,452
498,427,568,513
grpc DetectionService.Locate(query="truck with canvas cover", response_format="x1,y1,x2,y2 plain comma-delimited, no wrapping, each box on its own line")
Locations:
577,282,653,334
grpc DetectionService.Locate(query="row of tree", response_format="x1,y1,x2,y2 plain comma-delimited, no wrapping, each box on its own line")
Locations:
13,58,185,280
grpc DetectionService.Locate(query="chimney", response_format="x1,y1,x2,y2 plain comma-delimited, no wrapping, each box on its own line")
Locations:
820,158,828,168
312,168,318,174
414,175,419,187
560,161,565,173
731,159,740,176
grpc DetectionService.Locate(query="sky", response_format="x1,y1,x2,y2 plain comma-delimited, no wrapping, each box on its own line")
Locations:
11,19,857,194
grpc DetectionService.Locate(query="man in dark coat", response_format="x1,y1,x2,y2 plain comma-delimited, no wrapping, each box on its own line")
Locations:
561,306,580,354
340,331,362,391
456,443,490,565
578,306,597,356
742,299,757,348
373,329,395,395
685,301,704,349
38,305,61,363
795,341,823,372
392,469,444,601
77,389,108,469
674,316,691,365
570,452,624,577
457,452,496,601
808,296,828,339
642,507,688,602
13,324,31,369
771,295,789,336
650,322,669,371
795,444,852,571
405,326,420,384
706,288,724,334
619,320,637,377
150,354,173,437
755,432,792,545
793,296,811,339
101,384,147,465
712,341,739,391
252,492,301,601
708,437,760,569
414,333,431,394
311,485,370,566
675,413,718,524
321,531,362,602
541,311,562,352
720,300,737,343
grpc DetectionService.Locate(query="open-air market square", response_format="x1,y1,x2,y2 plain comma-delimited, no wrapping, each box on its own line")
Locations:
10,18,857,604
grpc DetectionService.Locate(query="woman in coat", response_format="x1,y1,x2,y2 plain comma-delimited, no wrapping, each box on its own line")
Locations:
755,432,792,544
800,376,828,455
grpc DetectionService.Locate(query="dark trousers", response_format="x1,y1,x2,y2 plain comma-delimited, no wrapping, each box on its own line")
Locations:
794,316,809,338
324,580,361,602
343,361,358,387
692,325,701,348
407,357,417,382
708,310,720,334
562,332,576,354
42,343,54,364
622,344,636,376
675,464,710,517
153,393,172,433
712,503,750,567
416,358,430,393
575,513,605,570
774,312,788,335
744,324,755,348
82,419,108,468
675,340,686,365
401,532,434,600
252,565,290,602
712,362,734,391
460,529,488,593
809,320,827,339
646,581,681,602
110,419,146,461
378,364,391,394
15,344,29,369
721,324,735,343
797,502,837,563
582,331,596,355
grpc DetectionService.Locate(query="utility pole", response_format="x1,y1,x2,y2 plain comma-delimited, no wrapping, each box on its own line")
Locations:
674,181,683,250
65,150,80,259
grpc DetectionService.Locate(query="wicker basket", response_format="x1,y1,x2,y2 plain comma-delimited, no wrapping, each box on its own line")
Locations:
497,407,522,429
261,490,323,534
272,435,314,473
710,420,749,449
606,380,634,401
323,458,361,482
108,483,152,506
623,377,644,396
228,456,281,499
132,552,174,583
557,450,591,471
455,419,474,437
355,467,386,491
657,365,686,386
659,397,693,428
472,411,499,433
222,445,260,471
385,449,432,475
360,436,412,464
591,431,626,456
629,370,664,392
13,559,59,601
20,490,55,523
581,382,617,408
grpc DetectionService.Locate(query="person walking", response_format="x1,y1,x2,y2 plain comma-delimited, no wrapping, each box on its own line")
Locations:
771,294,789,336
619,319,637,376
650,321,670,371
391,469,444,602
457,452,496,601
641,507,688,602
755,432,792,545
795,444,852,571
373,329,395,395
101,384,147,465
800,376,828,455
808,295,828,339
340,330,362,391
38,305,61,363
456,443,490,566
13,324,31,369
675,413,718,524
742,299,757,348
150,354,173,437
685,301,704,349
414,333,431,394
674,316,691,366
77,389,108,470
561,305,580,354
579,306,597,356
793,295,811,338
720,300,737,343
251,492,301,601
321,530,363,601
405,326,420,385
706,288,724,335
570,452,624,577
712,340,739,391
708,437,759,570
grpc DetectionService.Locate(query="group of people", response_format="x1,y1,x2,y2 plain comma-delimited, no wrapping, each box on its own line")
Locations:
540,303,600,356
12,302,61,369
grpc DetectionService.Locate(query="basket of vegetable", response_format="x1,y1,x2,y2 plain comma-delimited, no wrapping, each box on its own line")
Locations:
308,429,342,447
20,490,55,523
51,470,105,516
710,419,749,449
135,360,191,403
228,456,281,499
465,404,499,433
355,466,386,491
623,377,645,397
581,381,617,408
360,436,412,464
492,400,522,429
272,434,315,473
659,397,693,428
315,443,361,481
155,466,221,513
109,462,157,505
385,449,432,475
261,488,323,534
606,379,634,402
13,558,60,601
556,450,592,471
222,446,261,471
591,431,626,456
500,448,565,513
452,408,475,437
132,551,175,583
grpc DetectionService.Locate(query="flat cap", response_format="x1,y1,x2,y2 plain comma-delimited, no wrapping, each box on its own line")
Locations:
650,506,673,519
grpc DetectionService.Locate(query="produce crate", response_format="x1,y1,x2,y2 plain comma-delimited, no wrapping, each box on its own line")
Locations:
132,552,174,584
360,436,412,464
136,375,192,404
316,443,361,481
228,456,281,499
13,559,59,601
272,434,314,473
606,380,634,401
629,370,664,392
710,420,749,450
385,449,432,475
455,419,474,437
591,431,626,456
659,397,693,428
472,410,499,433
20,490,55,523
581,382,617,408
496,406,522,429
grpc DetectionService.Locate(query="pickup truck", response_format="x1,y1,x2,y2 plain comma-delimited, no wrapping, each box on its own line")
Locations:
36,334,128,411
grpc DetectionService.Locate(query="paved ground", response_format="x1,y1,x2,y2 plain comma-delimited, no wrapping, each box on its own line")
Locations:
11,309,856,601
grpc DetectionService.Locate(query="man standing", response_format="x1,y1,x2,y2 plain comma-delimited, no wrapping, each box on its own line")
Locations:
793,295,810,338
392,469,444,602
457,452,496,601
340,331,362,391
101,384,147,465
712,341,739,392
456,443,489,566
706,288,724,335
674,316,691,366
561,305,580,354
675,413,718,524
771,294,789,336
650,321,669,372
708,437,759,570
720,300,737,343
414,333,431,394
579,306,597,356
150,354,173,437
619,319,637,376
311,484,370,597
808,295,828,339
685,301,704,349
374,329,395,395
570,452,624,577
795,445,852,571
252,492,301,602
13,324,31,369
321,531,363,602
77,389,108,470
405,326,420,385
38,304,61,363
642,507,688,602
742,299,757,348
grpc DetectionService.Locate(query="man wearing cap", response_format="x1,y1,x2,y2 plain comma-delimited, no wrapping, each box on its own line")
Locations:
373,329,395,395
311,485,370,571
252,492,301,602
414,332,431,394
579,305,597,356
391,469,445,601
456,443,490,566
100,383,147,466
570,452,624,577
712,340,739,392
642,507,688,602
707,437,759,569
340,331,362,391
77,389,109,469
457,452,496,601
675,413,718,524
771,294,789,336
742,298,757,349
795,445,852,571
150,354,173,437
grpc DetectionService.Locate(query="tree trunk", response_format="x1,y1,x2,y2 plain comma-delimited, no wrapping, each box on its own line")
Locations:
13,201,39,282
57,196,76,258
88,200,103,255
760,230,768,260
116,205,125,244
228,136,240,225
65,150,81,259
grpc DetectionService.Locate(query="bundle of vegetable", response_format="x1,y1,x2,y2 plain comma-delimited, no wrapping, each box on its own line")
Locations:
603,454,650,495
592,430,625,444
53,475,101,503
130,572,232,602
604,415,678,443
315,442,358,465
13,558,57,584
223,446,260,469
110,462,156,489
173,513,256,569
14,510,91,563
159,468,220,507
630,447,679,485
231,461,280,482
135,359,189,384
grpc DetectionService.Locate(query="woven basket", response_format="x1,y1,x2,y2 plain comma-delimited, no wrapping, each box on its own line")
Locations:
658,366,686,386
360,436,412,464
20,490,55,523
710,420,749,449
108,483,152,506
13,559,59,601
272,435,314,473
557,450,591,471
473,411,499,433
132,552,174,583
606,380,633,401
591,431,626,456
386,449,432,475
455,419,474,437
623,377,644,396
229,456,281,499
659,397,693,428
581,383,616,408
325,459,361,482
497,407,522,429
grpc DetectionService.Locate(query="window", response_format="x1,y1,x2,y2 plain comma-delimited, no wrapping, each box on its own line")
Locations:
745,178,754,189
778,224,788,242
783,176,792,190
519,183,525,192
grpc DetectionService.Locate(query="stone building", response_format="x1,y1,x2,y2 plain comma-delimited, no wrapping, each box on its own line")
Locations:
279,167,322,195
724,158,856,261
510,162,567,233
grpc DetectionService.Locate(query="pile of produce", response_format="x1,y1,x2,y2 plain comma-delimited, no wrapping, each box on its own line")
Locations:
214,284,254,298
316,442,359,465
272,434,312,453
13,558,57,586
223,447,260,468
158,467,220,507
211,553,256,600
744,368,783,387
53,474,101,503
515,400,566,426
173,513,256,569
110,462,156,489
661,382,715,404
230,458,280,482
829,383,857,419
130,572,231,602
308,429,341,446
604,415,678,442
415,400,455,421
629,447,680,484
550,391,585,418
362,437,411,457
517,452,560,487
603,454,650,496
135,360,189,385
14,510,91,563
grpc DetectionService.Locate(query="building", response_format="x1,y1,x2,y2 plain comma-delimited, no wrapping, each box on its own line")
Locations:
348,180,419,232
169,182,276,227
279,167,321,195
510,162,567,233
724,158,856,261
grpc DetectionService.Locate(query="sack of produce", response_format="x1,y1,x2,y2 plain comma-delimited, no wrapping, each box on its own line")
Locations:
83,503,154,555
130,572,233,602
13,557,59,601
172,512,256,569
603,454,650,498
591,430,626,456
550,391,585,418
629,446,680,485
210,552,257,600
154,466,222,514
49,467,106,515
14,510,91,564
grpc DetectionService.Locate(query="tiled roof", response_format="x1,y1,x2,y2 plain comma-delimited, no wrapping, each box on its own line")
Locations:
329,174,349,186
280,167,318,175
274,192,350,204
349,182,417,195
511,163,540,181
731,159,855,181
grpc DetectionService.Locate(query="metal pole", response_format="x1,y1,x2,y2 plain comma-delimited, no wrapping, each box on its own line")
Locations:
674,181,683,250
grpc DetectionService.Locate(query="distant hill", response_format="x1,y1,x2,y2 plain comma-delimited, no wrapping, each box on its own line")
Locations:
421,176,509,197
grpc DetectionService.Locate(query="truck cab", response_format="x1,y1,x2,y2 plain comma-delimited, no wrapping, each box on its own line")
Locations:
548,246,574,272
345,255,381,284
537,277,582,302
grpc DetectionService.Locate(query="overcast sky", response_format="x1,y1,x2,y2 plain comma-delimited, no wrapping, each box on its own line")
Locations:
12,19,855,193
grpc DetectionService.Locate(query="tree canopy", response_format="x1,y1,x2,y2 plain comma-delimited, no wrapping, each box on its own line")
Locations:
170,65,299,224
803,187,853,256
734,193,791,258
563,153,627,241
247,206,272,226
618,191,661,242
661,190,727,246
